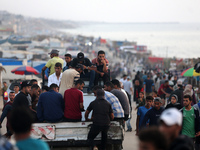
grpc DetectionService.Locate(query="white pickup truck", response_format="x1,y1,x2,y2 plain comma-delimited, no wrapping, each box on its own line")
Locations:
31,92,124,150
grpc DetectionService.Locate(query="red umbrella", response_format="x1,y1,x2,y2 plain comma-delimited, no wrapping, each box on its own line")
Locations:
11,66,39,75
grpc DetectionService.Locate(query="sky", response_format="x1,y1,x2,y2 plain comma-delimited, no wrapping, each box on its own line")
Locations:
1,0,200,23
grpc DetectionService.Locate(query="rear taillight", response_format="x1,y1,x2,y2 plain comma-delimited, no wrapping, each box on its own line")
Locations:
3,91,8,101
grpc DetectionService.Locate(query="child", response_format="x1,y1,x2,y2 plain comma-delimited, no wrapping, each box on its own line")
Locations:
136,92,146,110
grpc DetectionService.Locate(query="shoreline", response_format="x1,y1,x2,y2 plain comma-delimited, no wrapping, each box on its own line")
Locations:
57,23,200,59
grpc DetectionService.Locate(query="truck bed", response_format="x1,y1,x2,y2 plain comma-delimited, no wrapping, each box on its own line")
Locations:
31,121,124,149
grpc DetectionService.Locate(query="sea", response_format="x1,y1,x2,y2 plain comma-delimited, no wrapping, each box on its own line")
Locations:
61,22,200,59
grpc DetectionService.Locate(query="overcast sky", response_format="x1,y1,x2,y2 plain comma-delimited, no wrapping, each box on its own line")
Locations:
1,0,200,23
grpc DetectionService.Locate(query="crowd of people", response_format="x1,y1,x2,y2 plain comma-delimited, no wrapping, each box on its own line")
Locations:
1,48,200,150
129,70,200,150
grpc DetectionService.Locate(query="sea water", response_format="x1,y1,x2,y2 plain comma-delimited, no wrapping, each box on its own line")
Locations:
62,23,200,58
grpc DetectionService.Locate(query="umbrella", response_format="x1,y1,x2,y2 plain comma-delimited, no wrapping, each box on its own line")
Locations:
181,67,200,77
11,66,39,75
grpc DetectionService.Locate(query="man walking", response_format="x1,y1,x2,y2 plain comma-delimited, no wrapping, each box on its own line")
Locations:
159,108,194,150
141,97,164,128
85,89,114,150
143,75,154,96
136,96,153,135
180,95,200,149
0,92,15,138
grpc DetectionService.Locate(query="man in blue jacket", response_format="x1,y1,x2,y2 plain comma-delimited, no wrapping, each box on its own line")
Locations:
37,84,64,123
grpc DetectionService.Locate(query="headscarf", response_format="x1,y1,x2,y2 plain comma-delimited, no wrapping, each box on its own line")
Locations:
171,94,178,103
183,84,193,96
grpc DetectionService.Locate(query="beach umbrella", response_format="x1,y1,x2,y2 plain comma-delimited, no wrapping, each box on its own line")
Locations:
11,66,39,75
181,67,200,77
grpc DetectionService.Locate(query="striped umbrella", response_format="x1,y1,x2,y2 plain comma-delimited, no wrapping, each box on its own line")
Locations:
11,66,39,75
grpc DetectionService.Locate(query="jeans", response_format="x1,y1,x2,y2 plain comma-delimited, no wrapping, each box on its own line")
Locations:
126,118,132,130
94,72,110,86
88,124,110,150
81,70,95,91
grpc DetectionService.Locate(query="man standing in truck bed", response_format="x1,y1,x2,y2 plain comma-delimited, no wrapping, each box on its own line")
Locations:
85,89,114,150
42,49,64,76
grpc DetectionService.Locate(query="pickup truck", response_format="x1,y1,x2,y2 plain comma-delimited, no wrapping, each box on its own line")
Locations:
31,93,124,150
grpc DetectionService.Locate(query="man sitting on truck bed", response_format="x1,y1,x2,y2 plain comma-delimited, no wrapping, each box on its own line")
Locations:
59,64,83,97
71,52,95,93
63,79,85,122
37,84,64,123
92,50,109,86
85,89,114,150
63,53,72,72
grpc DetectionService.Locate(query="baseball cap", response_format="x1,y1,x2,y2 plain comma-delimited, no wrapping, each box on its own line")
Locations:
77,52,84,61
160,108,182,126
154,97,162,103
48,49,59,55
20,81,31,89
75,64,84,70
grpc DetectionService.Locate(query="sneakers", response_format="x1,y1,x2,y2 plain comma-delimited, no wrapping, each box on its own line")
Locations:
126,128,132,132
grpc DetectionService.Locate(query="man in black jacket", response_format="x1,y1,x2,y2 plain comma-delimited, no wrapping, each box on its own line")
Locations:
85,89,114,150
141,97,164,128
159,108,194,150
72,52,95,93
13,81,31,108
